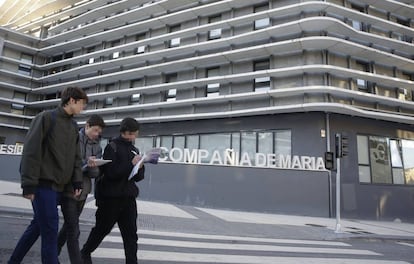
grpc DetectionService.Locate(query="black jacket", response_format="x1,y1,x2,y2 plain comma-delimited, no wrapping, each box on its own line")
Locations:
95,136,145,200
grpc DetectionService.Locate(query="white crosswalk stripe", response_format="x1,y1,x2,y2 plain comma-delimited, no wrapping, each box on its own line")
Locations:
89,229,409,264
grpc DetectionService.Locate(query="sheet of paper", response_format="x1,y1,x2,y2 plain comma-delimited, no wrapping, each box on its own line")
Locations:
82,159,111,170
94,159,112,166
128,148,163,180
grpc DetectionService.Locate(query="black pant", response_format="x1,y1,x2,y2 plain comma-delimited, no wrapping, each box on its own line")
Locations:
81,197,138,264
58,197,85,263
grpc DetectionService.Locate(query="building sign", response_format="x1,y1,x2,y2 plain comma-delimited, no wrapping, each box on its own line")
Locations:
159,148,326,171
5,144,326,170
0,144,24,155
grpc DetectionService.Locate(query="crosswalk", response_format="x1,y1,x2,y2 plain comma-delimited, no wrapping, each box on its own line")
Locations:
90,229,409,264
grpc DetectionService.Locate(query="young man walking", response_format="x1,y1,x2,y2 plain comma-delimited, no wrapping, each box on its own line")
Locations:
81,117,145,264
58,114,106,263
8,87,88,264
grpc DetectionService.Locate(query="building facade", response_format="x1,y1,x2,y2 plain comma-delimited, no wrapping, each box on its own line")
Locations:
0,0,413,221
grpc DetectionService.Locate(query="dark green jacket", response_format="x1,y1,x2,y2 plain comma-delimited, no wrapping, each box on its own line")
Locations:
20,106,83,195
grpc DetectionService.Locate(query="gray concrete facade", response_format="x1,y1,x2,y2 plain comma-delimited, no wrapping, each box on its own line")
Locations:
0,0,413,221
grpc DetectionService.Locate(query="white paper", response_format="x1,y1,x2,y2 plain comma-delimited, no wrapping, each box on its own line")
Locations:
128,148,163,180
82,159,111,169
94,159,112,166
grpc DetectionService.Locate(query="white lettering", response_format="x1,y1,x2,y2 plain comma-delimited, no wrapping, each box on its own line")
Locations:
316,157,326,170
280,155,291,168
291,155,302,169
255,153,266,167
210,150,223,165
183,149,198,163
169,148,183,162
151,147,326,171
198,149,209,163
239,152,252,166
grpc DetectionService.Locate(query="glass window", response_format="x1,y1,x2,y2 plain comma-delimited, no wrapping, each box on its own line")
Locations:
258,131,272,154
275,130,291,156
160,136,173,150
112,51,120,59
135,137,154,154
402,140,414,185
369,136,392,184
357,135,371,183
18,65,31,75
208,28,222,40
174,136,185,149
254,18,270,30
130,93,140,103
357,135,369,164
255,77,270,92
166,89,176,101
359,166,371,183
206,67,220,97
137,45,146,54
20,53,33,64
241,131,257,164
206,83,220,97
200,133,230,164
254,60,269,71
186,135,199,150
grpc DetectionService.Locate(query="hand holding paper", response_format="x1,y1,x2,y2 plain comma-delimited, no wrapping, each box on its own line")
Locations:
128,148,162,180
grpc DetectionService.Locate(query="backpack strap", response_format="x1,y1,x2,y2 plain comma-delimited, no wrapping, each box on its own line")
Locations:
44,109,79,144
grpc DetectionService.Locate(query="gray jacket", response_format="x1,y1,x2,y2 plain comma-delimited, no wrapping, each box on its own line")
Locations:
63,127,102,200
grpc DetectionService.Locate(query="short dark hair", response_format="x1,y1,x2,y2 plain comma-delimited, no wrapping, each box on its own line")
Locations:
60,87,88,106
120,117,140,133
87,114,106,128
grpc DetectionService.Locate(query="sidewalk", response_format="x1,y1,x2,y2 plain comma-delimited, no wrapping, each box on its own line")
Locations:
1,180,413,242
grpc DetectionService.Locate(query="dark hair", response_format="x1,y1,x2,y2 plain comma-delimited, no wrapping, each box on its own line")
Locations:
120,117,140,133
87,114,106,128
60,87,88,106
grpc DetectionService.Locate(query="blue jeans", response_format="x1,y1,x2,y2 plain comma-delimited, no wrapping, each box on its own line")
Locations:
8,187,60,264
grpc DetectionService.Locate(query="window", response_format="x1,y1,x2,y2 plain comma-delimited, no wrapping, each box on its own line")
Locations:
254,4,270,30
255,77,271,92
112,51,120,59
12,91,26,114
350,4,366,31
170,38,180,47
20,53,33,64
254,60,270,92
104,97,113,106
88,58,95,64
169,24,181,47
208,29,222,40
206,67,220,97
130,93,140,103
164,73,177,101
355,61,371,92
104,84,115,107
166,89,176,101
402,140,414,184
200,133,231,163
255,18,270,30
142,130,291,166
18,65,31,76
208,15,222,40
358,135,414,185
137,45,146,54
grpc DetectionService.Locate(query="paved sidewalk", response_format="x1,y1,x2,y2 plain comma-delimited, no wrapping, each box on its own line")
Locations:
1,180,413,242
